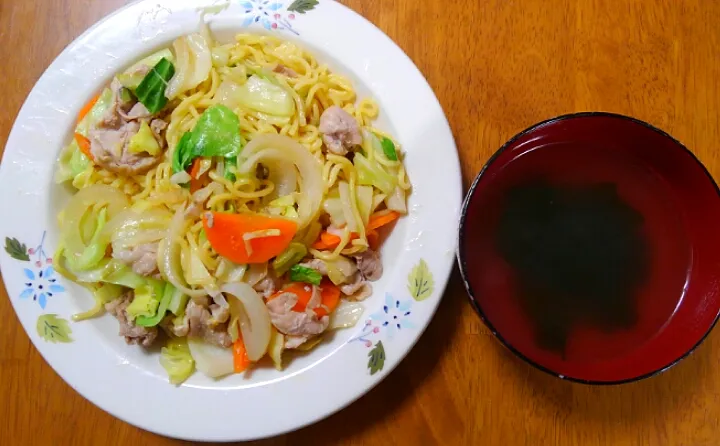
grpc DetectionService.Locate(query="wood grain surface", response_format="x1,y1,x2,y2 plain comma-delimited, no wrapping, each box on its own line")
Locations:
1,0,719,444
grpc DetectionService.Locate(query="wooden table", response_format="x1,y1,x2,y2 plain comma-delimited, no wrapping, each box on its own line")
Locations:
1,0,719,444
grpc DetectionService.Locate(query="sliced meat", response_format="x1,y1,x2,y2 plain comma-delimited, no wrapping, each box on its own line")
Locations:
89,78,166,176
254,276,277,299
273,63,298,78
354,249,383,281
299,259,329,276
266,289,329,337
339,273,373,301
112,243,159,277
105,292,158,347
121,102,152,120
319,105,362,155
186,300,232,348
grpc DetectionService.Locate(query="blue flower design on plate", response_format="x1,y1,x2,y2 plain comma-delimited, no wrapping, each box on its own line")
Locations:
369,293,416,339
19,266,65,309
240,0,302,35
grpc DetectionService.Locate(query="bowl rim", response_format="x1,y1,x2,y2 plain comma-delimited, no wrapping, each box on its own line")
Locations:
457,111,720,385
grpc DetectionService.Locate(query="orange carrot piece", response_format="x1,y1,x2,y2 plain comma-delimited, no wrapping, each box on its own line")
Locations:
315,279,341,318
74,133,94,160
233,336,251,373
78,94,100,123
312,231,362,251
368,210,400,231
366,229,380,251
202,212,297,264
189,158,207,193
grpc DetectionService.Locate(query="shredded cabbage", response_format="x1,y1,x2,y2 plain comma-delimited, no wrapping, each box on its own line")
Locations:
128,121,161,155
235,75,295,117
55,140,90,184
75,88,113,137
160,338,196,385
166,33,212,99
354,152,397,195
126,280,163,321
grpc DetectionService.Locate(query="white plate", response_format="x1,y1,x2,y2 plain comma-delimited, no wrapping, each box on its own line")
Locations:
0,0,461,441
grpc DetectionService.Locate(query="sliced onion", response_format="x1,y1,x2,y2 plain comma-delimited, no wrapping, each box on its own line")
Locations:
61,185,130,259
170,171,192,185
338,181,359,232
158,204,208,299
222,282,272,361
244,263,267,287
166,34,212,99
329,300,365,329
237,134,323,230
187,337,234,378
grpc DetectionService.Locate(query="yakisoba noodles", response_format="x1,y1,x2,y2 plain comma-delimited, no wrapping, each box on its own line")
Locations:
54,29,410,384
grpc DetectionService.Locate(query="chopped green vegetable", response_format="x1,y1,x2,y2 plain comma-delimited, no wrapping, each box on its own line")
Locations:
171,105,245,173
236,75,295,117
273,242,308,275
119,87,134,103
380,137,398,161
118,48,174,90
354,152,397,195
126,279,164,321
224,156,237,181
128,121,161,155
167,285,189,316
172,131,193,173
136,281,174,327
135,57,175,114
55,140,90,184
159,338,195,385
75,88,113,137
289,264,322,285
102,261,147,289
68,207,109,271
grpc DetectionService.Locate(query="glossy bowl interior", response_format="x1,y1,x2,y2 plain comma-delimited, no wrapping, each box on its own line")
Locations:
458,113,720,384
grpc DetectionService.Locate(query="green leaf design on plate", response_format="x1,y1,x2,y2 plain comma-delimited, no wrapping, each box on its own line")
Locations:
287,0,319,14
408,259,434,301
36,314,73,343
368,340,385,375
5,237,30,261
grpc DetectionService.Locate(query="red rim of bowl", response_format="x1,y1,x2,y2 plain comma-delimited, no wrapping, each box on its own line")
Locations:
457,112,720,385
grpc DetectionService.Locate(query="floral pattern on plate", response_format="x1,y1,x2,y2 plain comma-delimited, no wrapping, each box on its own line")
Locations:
238,0,318,35
5,232,72,342
350,259,435,375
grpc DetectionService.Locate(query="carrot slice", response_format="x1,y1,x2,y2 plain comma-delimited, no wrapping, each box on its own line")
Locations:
74,133,94,160
270,281,339,318
233,336,251,373
368,210,400,231
315,279,341,318
202,212,297,264
311,231,360,251
366,229,380,251
189,158,207,193
78,94,100,123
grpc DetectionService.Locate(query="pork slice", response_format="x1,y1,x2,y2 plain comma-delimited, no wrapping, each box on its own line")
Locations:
105,292,158,347
89,78,165,176
186,300,232,348
339,273,373,301
112,242,159,277
354,249,383,281
319,105,362,155
266,289,329,337
273,63,298,78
